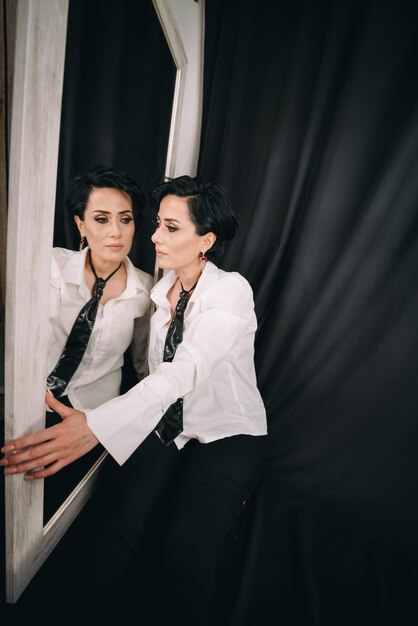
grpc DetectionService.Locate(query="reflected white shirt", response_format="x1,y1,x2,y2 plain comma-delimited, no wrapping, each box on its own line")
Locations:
85,261,267,465
48,247,153,410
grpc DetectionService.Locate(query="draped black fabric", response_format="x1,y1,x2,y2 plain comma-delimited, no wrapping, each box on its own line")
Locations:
199,1,418,624
54,0,176,275
3,1,418,622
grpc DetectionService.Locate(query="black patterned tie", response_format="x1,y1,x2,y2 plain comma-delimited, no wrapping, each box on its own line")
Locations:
47,250,122,398
154,279,198,446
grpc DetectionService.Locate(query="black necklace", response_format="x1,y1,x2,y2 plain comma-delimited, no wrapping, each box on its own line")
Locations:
179,278,199,298
88,249,122,300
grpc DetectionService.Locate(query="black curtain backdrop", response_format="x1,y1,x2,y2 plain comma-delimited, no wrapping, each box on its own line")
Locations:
55,0,175,275
199,1,418,624
3,1,418,623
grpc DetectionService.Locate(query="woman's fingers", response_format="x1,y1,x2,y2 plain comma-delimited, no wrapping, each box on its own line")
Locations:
45,391,74,419
4,451,60,476
25,459,66,479
2,441,59,472
2,412,98,477
1,427,54,456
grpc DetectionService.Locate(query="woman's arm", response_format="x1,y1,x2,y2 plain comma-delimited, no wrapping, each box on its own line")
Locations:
85,274,256,464
1,274,256,472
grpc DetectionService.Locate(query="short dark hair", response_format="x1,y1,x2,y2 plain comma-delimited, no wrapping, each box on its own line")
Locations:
66,165,145,227
151,175,238,261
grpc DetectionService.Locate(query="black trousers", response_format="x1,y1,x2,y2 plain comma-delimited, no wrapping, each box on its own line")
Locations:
70,430,266,625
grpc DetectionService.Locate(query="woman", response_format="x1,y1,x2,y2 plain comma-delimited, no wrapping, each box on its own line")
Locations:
2,175,266,624
33,165,153,515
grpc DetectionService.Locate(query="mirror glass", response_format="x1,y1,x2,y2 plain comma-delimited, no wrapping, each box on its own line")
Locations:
43,0,176,524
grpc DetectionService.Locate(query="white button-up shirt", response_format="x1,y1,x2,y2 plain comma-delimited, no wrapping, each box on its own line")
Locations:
48,247,153,410
86,261,267,465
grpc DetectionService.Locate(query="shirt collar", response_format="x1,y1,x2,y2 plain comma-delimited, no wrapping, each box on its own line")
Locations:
61,247,148,301
60,247,90,298
120,255,150,300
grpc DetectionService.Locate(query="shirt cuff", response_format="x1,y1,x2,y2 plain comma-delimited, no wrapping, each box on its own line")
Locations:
85,374,177,465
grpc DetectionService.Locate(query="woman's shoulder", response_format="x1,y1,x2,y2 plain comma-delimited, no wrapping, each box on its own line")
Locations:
199,263,254,311
51,246,81,272
207,263,252,293
50,247,83,288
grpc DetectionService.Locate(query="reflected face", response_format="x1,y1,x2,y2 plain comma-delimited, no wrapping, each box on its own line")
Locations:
151,194,214,273
75,187,135,264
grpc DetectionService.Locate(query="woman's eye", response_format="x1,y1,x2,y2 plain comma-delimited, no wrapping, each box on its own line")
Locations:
121,217,134,224
95,217,108,224
152,218,176,232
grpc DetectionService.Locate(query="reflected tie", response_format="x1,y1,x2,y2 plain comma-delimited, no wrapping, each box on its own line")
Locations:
154,279,198,446
47,250,122,398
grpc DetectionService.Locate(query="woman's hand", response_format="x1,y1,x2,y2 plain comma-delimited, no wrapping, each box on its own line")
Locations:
0,392,99,479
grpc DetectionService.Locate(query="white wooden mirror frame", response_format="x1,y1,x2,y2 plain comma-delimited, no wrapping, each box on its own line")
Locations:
5,0,204,603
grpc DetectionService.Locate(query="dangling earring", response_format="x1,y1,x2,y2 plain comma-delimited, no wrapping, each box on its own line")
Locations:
79,236,87,251
200,251,207,262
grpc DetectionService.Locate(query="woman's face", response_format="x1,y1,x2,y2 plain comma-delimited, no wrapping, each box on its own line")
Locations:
75,187,135,264
151,194,215,273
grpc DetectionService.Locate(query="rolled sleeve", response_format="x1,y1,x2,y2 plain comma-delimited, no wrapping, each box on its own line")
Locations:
85,376,173,465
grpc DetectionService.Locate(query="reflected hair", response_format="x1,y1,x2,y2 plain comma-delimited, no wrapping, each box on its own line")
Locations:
151,175,238,262
66,165,145,227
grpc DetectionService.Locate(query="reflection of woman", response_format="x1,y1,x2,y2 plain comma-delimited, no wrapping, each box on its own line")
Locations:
2,176,266,624
47,166,152,408
43,166,152,514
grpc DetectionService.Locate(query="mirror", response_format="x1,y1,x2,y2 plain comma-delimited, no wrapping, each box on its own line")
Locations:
5,0,201,603
42,0,177,525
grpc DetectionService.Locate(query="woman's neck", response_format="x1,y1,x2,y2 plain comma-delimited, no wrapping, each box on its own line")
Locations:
177,265,203,292
88,251,122,278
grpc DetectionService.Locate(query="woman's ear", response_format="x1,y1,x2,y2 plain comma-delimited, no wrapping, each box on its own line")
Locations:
74,215,85,235
203,232,217,251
